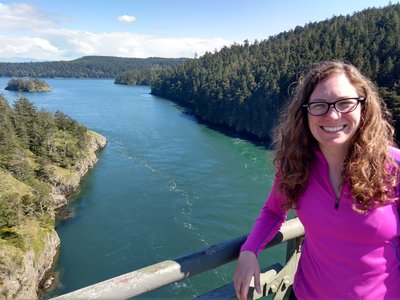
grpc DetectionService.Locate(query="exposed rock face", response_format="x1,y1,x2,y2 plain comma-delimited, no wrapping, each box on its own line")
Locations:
0,229,60,300
0,130,106,299
50,131,107,208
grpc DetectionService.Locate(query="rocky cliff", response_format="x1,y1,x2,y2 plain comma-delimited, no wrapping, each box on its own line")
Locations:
50,130,107,208
0,130,107,299
0,226,60,299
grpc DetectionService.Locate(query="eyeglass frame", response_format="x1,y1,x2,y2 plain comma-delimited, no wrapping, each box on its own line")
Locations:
302,96,366,116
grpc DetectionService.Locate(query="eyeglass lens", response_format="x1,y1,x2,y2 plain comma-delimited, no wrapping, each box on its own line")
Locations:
307,98,360,116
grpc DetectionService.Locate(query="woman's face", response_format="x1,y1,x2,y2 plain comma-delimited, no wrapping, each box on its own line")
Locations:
307,72,362,154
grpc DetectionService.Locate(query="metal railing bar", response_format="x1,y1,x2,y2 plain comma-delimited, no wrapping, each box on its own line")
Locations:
51,218,304,299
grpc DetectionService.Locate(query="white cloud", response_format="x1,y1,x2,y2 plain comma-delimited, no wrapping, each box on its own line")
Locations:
0,35,64,60
0,3,233,61
117,15,137,23
31,37,60,53
0,3,52,31
45,29,232,58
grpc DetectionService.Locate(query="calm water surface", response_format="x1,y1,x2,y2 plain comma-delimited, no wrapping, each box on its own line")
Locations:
0,78,285,299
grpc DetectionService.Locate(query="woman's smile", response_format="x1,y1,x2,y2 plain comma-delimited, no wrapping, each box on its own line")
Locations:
321,125,346,132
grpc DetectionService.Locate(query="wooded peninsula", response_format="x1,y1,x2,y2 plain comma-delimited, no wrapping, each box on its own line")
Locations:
0,96,106,298
150,4,400,142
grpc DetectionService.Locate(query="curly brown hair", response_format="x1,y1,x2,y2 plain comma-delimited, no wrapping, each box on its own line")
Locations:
273,60,398,212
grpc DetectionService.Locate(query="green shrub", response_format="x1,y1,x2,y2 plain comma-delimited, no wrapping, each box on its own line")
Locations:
0,193,21,228
0,228,25,251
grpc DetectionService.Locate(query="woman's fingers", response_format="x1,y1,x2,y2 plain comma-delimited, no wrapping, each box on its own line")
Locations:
234,277,250,300
254,268,261,294
233,251,261,299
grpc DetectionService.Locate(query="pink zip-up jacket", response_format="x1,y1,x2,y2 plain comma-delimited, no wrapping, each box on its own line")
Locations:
241,147,400,299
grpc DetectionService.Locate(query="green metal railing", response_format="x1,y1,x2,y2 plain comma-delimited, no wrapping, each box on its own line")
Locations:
51,217,304,299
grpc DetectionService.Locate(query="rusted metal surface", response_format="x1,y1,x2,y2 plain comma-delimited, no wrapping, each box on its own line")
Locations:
51,218,304,299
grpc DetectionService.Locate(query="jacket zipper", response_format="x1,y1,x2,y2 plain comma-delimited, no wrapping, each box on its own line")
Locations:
335,197,340,209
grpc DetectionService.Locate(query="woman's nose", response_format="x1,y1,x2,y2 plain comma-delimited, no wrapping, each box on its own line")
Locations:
325,105,341,118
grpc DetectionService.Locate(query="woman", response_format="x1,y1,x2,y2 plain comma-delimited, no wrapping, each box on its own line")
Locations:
233,60,400,299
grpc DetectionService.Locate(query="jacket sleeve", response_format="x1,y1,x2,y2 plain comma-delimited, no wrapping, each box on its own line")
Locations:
240,175,288,256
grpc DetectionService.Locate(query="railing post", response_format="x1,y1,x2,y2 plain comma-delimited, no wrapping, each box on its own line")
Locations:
250,236,302,300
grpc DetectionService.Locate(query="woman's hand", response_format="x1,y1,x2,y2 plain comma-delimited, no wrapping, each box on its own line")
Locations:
233,250,261,299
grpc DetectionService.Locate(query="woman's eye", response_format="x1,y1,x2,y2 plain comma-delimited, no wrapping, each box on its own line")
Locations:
310,103,326,110
337,100,355,109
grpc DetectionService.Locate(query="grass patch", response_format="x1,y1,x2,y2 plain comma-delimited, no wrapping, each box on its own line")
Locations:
47,165,75,183
0,169,33,199
17,220,45,256
0,219,54,256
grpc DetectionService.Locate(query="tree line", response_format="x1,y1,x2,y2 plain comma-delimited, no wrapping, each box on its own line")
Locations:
114,66,162,85
0,56,187,78
150,4,400,142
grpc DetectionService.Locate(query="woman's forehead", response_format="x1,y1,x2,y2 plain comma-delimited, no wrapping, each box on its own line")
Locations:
309,73,358,100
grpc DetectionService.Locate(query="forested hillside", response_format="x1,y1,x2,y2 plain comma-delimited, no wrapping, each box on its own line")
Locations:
0,56,187,78
151,4,400,141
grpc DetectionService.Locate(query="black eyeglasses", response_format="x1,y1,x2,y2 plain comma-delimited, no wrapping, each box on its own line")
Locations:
302,96,366,116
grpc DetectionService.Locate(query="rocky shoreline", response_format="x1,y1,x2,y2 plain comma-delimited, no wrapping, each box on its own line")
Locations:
49,131,108,209
1,130,107,300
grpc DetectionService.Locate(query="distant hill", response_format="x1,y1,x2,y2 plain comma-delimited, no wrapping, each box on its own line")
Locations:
0,56,188,79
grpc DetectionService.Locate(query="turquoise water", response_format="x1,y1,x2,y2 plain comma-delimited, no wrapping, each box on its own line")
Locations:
0,78,285,299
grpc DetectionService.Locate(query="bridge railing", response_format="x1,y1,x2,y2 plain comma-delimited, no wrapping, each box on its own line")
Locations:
51,217,304,300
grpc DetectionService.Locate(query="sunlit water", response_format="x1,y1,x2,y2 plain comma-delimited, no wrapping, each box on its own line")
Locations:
0,78,286,299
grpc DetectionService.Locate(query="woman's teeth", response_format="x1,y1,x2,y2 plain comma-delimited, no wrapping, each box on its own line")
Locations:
322,125,345,132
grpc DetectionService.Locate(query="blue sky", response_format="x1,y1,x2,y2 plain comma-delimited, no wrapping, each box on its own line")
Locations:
0,0,396,61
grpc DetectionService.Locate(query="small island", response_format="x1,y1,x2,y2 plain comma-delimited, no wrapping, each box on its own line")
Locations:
5,78,52,92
